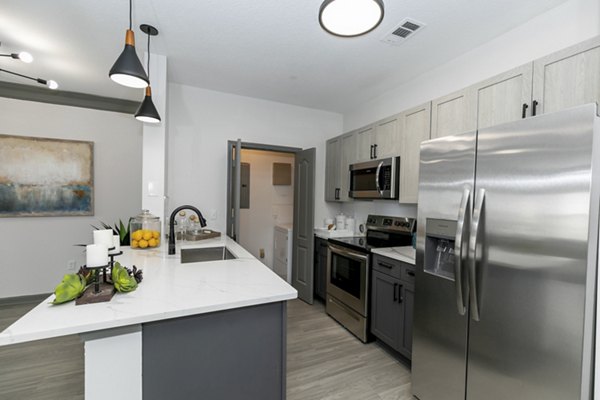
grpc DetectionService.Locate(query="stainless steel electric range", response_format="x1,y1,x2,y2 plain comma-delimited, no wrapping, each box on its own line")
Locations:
326,215,415,342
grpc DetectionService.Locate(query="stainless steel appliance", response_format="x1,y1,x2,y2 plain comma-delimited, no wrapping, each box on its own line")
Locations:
326,215,415,342
349,157,400,199
412,104,600,400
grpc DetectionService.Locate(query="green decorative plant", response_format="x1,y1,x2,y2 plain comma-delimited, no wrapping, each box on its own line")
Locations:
112,262,138,293
91,218,133,246
52,274,87,305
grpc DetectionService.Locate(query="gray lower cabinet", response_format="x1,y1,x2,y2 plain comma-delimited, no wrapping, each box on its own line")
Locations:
314,236,329,300
143,301,286,400
370,254,415,359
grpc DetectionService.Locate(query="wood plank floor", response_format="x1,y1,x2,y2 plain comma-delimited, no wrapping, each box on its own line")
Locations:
0,298,411,400
287,299,412,400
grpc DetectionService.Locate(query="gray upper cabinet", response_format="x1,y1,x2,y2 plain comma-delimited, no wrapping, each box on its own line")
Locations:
474,63,533,129
398,103,431,204
431,88,476,139
374,115,401,159
356,124,375,161
325,137,341,202
355,117,401,162
325,131,356,202
533,36,600,116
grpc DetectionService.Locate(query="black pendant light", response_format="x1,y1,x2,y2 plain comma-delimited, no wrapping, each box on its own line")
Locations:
135,24,161,124
319,0,385,37
109,0,149,88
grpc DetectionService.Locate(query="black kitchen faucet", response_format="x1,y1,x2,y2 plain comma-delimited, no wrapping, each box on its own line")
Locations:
168,205,207,255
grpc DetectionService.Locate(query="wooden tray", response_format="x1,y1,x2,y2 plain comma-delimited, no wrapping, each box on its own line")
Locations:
185,229,221,241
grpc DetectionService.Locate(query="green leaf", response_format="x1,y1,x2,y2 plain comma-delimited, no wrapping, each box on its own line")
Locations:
52,273,87,304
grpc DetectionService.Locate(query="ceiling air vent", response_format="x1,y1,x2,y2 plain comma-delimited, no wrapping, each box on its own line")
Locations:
381,18,425,46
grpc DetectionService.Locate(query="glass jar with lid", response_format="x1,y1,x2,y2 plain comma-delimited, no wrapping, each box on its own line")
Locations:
130,210,161,249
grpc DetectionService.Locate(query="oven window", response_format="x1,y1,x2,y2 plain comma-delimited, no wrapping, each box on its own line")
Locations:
330,253,362,298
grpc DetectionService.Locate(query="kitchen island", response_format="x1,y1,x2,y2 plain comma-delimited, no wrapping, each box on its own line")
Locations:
0,237,297,400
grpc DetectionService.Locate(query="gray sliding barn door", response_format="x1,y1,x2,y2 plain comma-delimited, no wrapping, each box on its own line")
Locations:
292,148,316,304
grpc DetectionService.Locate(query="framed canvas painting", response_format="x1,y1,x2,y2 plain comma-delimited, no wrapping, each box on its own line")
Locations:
0,135,94,217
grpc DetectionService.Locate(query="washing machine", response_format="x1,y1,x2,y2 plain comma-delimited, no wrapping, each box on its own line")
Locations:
273,223,293,283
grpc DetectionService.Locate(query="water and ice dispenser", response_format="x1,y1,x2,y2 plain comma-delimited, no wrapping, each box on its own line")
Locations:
424,219,457,280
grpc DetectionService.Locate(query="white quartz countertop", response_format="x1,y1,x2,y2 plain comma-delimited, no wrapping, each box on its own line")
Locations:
0,237,297,346
371,246,416,265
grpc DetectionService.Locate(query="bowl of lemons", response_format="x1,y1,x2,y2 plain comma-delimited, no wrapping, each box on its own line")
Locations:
131,229,161,249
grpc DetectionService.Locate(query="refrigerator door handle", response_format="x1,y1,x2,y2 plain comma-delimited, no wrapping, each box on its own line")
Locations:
468,188,485,322
454,188,471,316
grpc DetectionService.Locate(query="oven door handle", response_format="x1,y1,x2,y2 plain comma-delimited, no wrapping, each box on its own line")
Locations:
375,161,384,197
328,244,369,262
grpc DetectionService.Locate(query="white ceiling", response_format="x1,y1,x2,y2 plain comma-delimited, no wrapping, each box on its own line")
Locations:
0,0,567,113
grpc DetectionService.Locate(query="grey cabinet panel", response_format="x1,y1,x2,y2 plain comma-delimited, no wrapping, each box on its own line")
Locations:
431,88,477,139
401,284,415,358
325,137,341,202
371,254,415,359
357,125,375,162
533,36,600,115
143,302,286,400
314,237,329,300
474,63,533,129
371,270,403,350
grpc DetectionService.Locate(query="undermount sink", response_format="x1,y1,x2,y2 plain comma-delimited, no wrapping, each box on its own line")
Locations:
180,246,237,263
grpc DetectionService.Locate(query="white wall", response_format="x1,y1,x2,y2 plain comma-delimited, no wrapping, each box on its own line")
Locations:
239,149,294,268
166,83,343,233
344,0,600,130
0,98,142,298
337,0,599,225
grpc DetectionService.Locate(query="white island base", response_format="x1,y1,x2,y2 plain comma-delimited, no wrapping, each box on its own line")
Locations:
0,237,297,400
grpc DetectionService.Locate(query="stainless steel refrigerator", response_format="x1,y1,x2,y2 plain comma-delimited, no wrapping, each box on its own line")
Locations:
412,104,600,400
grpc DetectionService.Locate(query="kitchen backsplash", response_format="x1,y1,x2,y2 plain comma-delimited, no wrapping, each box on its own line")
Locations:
339,201,417,234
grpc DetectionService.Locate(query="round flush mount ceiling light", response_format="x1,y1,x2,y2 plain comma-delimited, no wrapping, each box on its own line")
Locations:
319,0,384,37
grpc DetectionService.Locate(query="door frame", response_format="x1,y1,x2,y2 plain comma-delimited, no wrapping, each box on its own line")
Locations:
226,141,302,241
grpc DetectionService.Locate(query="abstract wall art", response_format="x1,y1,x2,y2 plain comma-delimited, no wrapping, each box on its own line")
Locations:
0,135,94,217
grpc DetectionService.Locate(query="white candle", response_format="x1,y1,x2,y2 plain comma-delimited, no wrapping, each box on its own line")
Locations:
93,229,114,249
110,235,121,255
86,244,108,268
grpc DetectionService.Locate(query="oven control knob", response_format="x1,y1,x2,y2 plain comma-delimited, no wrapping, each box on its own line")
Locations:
394,221,401,226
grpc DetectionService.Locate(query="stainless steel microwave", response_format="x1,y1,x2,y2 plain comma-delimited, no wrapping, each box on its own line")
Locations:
349,157,400,199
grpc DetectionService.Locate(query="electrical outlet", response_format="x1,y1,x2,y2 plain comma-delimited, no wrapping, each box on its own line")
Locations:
67,260,77,271
259,248,265,259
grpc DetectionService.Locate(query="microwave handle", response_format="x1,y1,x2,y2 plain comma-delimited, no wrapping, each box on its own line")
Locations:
375,161,384,196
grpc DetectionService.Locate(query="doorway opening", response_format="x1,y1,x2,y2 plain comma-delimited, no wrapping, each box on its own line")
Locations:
226,141,316,303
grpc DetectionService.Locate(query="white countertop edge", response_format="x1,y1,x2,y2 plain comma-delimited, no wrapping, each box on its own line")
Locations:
0,292,296,346
0,236,297,347
371,246,416,265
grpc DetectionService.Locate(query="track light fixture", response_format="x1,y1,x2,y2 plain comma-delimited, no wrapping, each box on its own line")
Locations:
319,0,385,37
0,68,58,89
135,24,161,124
0,51,33,63
109,0,149,88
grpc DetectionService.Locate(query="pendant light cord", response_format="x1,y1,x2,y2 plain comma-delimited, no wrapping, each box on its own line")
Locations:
147,32,151,78
129,0,132,30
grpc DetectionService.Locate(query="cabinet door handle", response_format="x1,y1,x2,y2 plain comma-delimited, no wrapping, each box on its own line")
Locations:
373,144,378,159
378,261,394,269
407,270,415,277
336,188,340,200
521,103,528,119
398,284,403,303
532,100,538,116
369,145,374,159
393,283,398,302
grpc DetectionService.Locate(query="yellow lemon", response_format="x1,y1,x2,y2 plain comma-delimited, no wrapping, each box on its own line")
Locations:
142,231,153,241
148,238,157,247
139,239,149,248
152,230,160,239
132,230,143,241
131,240,139,248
